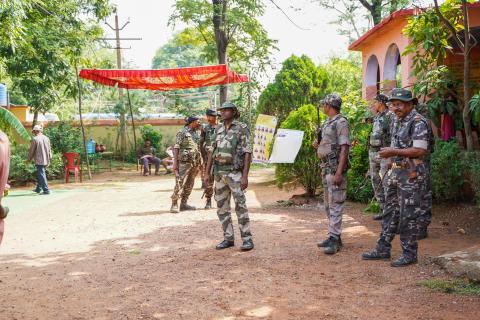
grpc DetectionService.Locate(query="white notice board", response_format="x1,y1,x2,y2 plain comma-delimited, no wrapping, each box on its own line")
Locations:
268,129,304,164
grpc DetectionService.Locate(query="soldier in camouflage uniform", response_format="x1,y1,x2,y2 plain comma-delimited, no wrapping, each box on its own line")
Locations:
204,102,254,251
362,88,432,267
170,115,202,213
368,94,395,220
314,94,351,255
199,109,218,209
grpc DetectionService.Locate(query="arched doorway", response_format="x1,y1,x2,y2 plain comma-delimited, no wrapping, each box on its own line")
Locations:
383,44,401,94
365,55,380,101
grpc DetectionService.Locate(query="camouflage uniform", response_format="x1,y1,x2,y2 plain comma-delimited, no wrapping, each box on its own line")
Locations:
212,120,253,242
317,114,351,240
200,123,217,199
376,109,431,260
368,110,395,210
171,126,202,204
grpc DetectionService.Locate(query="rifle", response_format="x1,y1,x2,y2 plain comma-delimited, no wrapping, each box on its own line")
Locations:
316,104,322,144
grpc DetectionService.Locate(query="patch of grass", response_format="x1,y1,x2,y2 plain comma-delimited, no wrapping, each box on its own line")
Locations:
363,199,381,214
128,249,141,256
421,279,480,296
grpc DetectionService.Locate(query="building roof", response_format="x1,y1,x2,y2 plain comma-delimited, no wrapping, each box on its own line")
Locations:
348,9,414,51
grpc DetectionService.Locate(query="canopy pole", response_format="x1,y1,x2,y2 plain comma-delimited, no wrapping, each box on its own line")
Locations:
126,89,138,171
75,63,92,180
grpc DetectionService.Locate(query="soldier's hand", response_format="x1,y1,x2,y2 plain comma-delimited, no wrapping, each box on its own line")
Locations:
379,147,396,158
240,176,249,190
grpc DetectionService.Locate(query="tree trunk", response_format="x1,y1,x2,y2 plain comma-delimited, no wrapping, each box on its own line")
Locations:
213,0,229,104
462,0,474,151
32,110,38,127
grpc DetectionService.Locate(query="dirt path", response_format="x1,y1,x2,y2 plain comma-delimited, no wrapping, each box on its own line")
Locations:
1,169,479,320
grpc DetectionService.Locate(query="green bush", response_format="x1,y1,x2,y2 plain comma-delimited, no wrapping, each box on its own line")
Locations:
462,151,480,206
431,140,464,201
140,124,163,153
9,144,65,185
275,104,324,196
44,122,82,154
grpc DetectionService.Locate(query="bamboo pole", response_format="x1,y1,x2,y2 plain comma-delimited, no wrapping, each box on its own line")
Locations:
75,63,92,180
127,89,138,170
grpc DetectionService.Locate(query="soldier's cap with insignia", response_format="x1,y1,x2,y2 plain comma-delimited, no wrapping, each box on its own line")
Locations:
374,94,389,105
206,109,218,117
320,94,342,109
185,114,200,124
388,88,418,104
217,101,238,111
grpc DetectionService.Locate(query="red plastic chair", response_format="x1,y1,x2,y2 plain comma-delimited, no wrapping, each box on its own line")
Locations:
63,153,83,183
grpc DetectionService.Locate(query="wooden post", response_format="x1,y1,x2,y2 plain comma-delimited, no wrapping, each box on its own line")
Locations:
75,63,92,180
127,89,138,170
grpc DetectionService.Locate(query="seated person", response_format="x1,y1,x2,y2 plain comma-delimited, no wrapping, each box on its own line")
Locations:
161,146,174,174
138,139,161,176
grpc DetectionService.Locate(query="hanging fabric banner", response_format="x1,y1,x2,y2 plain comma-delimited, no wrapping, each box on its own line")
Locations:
269,129,304,164
252,114,278,164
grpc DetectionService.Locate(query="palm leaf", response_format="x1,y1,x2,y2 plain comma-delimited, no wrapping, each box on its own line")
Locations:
0,107,31,142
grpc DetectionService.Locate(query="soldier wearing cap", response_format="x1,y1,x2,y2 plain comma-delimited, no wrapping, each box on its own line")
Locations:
170,115,202,213
199,109,218,209
368,94,396,220
314,93,351,255
362,88,433,267
204,102,254,251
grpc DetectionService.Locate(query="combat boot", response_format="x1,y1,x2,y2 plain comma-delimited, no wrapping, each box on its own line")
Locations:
180,201,196,211
362,249,391,260
205,198,212,209
391,255,417,267
324,237,340,255
240,239,254,251
216,240,234,250
170,201,179,213
318,236,343,248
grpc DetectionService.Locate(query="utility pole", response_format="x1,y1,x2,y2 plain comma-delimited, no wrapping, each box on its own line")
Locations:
104,8,141,158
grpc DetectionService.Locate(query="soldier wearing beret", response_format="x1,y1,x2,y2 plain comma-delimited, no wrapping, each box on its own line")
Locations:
170,115,202,213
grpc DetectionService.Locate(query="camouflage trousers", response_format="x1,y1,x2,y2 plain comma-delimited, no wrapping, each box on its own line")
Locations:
369,151,389,210
322,171,347,239
204,174,214,199
377,165,428,259
214,171,252,242
171,161,200,203
418,170,432,232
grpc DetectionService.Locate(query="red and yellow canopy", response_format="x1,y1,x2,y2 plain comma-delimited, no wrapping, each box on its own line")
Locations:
79,64,248,91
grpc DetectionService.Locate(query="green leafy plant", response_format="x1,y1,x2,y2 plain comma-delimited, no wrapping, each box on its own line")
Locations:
140,124,163,154
431,140,465,201
0,107,31,142
275,104,324,197
44,122,82,155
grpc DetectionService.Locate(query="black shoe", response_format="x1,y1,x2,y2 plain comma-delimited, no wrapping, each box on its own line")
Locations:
417,228,428,240
33,189,41,193
216,240,234,250
362,249,391,260
41,191,50,195
205,198,212,210
318,236,342,248
373,214,383,221
180,203,196,211
240,239,254,251
324,237,340,255
391,255,417,267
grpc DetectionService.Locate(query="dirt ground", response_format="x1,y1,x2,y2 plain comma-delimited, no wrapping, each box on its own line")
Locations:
1,168,479,320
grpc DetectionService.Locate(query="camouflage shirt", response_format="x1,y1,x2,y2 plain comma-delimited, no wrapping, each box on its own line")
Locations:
212,120,252,174
391,109,430,155
200,123,217,154
369,110,395,150
174,126,201,164
317,114,351,167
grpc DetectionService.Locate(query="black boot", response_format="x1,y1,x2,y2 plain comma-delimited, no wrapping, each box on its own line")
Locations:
240,239,254,251
391,255,417,267
180,202,196,211
317,237,331,248
324,237,340,255
362,249,391,260
216,240,234,250
205,198,212,210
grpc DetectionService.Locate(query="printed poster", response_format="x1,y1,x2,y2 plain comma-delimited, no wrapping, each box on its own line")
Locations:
253,114,278,164
269,129,304,164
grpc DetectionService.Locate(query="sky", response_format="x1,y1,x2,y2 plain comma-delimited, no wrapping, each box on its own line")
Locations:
104,0,354,77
